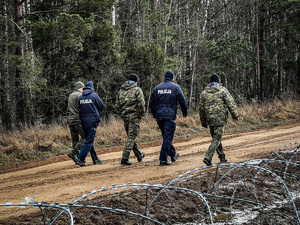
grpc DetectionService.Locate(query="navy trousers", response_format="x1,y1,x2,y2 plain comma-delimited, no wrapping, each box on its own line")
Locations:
157,119,176,161
78,127,99,162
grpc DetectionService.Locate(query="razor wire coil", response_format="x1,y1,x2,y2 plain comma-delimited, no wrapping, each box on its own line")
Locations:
1,142,299,224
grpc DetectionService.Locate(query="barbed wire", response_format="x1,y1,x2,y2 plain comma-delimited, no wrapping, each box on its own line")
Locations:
1,142,299,224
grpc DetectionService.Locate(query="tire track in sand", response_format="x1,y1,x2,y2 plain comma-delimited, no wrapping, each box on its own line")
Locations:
0,123,299,220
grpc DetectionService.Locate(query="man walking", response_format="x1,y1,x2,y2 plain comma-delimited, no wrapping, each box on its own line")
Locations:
67,81,85,163
199,73,239,166
149,70,187,166
76,81,105,166
116,74,146,165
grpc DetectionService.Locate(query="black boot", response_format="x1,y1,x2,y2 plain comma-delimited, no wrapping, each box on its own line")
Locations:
171,152,179,162
68,151,78,163
93,158,103,164
121,159,132,165
137,152,145,162
160,161,171,166
203,158,212,166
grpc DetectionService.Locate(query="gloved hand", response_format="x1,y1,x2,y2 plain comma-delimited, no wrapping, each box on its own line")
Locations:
202,123,208,128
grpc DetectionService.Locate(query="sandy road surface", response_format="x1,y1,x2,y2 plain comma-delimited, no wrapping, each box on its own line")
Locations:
1,123,300,220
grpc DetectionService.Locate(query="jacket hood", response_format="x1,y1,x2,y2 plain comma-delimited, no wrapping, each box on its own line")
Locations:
205,82,221,93
121,80,137,90
82,86,94,96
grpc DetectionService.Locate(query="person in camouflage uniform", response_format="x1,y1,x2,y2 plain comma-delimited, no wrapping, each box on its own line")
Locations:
67,81,85,163
199,74,239,166
116,74,146,165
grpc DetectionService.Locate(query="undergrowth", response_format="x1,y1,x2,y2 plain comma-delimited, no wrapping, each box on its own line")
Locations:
0,98,300,166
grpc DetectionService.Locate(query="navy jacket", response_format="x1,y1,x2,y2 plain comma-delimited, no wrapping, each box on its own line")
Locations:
149,78,187,120
79,87,105,128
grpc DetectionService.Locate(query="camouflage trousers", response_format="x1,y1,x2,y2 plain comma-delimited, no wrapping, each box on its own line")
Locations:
69,124,85,156
122,118,142,160
205,126,226,161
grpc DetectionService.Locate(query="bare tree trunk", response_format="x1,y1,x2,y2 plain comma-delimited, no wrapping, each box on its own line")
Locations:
146,72,153,113
150,0,157,42
258,4,265,101
1,1,11,130
255,2,260,100
189,50,196,109
164,0,173,54
203,0,211,36
112,0,118,26
15,0,26,128
275,37,282,97
297,56,300,96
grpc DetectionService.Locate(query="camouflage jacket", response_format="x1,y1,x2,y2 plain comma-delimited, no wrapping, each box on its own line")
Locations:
67,90,82,125
116,80,146,119
199,82,238,126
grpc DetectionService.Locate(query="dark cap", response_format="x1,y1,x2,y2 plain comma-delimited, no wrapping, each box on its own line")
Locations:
129,73,138,82
165,70,174,80
210,73,220,83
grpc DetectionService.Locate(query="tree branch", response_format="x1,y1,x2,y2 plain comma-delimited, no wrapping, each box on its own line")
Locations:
20,9,92,19
0,14,24,33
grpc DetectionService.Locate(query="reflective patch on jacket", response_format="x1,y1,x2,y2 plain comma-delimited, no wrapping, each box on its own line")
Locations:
80,99,93,104
158,89,172,94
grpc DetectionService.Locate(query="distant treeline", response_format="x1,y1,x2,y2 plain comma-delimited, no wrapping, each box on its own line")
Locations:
0,0,299,130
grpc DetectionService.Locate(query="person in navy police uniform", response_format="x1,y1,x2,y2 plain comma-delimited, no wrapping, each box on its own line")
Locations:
76,81,105,166
149,70,188,165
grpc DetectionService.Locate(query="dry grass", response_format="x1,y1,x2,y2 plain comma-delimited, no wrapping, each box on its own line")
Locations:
0,124,71,165
96,115,127,146
1,98,300,166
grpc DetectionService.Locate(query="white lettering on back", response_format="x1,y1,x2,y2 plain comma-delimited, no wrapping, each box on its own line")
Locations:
80,99,93,104
158,89,171,94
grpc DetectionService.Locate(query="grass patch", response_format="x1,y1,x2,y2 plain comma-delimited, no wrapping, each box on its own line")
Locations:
1,98,300,166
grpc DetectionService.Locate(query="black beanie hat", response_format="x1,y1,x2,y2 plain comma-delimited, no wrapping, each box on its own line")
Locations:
210,73,220,83
165,70,174,80
129,73,138,82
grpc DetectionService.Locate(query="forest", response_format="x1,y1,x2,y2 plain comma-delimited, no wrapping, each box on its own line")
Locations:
0,0,300,131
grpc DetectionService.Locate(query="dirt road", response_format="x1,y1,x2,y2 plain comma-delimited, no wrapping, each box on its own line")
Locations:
1,123,300,220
